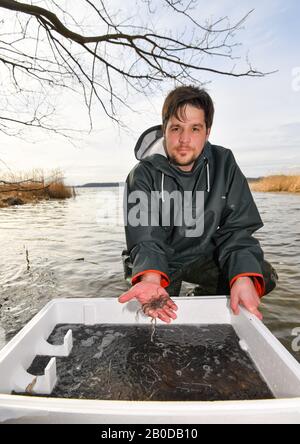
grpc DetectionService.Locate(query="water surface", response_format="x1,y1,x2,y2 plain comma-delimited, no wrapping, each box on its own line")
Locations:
22,323,273,401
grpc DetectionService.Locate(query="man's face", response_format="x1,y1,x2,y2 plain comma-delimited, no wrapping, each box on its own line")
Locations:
164,104,211,171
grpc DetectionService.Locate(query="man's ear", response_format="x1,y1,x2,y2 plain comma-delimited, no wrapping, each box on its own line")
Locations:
206,128,211,141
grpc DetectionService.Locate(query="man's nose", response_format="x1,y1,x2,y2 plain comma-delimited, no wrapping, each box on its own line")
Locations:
179,130,191,144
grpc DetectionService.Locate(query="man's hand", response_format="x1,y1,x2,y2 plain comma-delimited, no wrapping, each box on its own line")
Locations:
230,276,263,320
118,275,178,323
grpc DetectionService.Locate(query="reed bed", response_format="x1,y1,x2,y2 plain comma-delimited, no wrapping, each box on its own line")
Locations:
0,169,75,208
250,175,300,193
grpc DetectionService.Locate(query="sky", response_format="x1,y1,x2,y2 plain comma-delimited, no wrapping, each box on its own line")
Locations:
0,0,300,185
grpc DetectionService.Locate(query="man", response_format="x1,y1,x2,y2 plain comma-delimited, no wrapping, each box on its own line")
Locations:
119,86,277,323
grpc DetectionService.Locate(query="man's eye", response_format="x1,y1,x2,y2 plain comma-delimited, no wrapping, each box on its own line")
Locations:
192,127,200,132
171,127,179,132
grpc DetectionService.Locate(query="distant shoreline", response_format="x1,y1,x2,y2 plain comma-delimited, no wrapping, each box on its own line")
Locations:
76,176,300,194
76,179,261,188
76,182,125,188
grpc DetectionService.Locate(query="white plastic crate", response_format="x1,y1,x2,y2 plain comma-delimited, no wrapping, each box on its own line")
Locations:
0,296,300,424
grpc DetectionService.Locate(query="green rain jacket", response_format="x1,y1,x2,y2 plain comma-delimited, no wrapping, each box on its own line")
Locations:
124,125,265,293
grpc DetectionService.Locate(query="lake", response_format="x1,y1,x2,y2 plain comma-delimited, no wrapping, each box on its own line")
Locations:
0,187,299,362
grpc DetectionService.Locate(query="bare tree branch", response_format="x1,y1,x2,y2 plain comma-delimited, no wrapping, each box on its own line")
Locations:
0,0,275,139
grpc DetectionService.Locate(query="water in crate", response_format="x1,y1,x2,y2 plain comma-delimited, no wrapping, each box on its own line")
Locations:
20,323,273,401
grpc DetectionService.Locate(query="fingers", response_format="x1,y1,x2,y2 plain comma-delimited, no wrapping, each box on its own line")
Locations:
143,305,177,324
231,294,263,320
163,305,177,320
118,287,137,304
153,308,176,324
230,294,240,316
152,294,178,322
240,294,263,320
149,308,171,324
247,306,263,321
166,298,178,311
156,288,178,311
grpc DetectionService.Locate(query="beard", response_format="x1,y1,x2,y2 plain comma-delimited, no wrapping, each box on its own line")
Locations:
168,149,198,168
163,138,204,170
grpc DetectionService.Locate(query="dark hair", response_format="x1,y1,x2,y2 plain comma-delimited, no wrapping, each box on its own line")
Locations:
162,85,214,133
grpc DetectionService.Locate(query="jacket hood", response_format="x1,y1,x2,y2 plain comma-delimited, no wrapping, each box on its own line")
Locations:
134,125,166,161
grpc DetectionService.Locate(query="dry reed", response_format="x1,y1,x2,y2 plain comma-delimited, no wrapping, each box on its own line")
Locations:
0,169,74,208
250,175,300,193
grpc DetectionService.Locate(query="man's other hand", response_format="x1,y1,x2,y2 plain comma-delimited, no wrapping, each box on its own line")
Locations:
118,281,178,324
230,276,263,320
